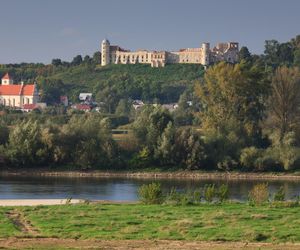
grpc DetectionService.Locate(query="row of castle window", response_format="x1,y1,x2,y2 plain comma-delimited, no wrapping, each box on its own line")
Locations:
119,54,164,60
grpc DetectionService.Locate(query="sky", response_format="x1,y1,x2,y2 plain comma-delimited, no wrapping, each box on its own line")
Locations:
0,0,299,64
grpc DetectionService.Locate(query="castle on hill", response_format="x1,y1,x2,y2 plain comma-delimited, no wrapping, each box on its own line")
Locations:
101,39,239,67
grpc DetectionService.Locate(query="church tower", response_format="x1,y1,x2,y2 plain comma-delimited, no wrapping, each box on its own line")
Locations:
1,73,14,85
101,39,110,66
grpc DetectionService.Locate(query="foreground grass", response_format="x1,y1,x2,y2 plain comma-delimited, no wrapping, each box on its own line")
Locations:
1,203,300,243
0,207,21,237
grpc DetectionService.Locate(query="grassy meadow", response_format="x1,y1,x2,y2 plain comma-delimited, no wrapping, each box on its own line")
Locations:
1,203,300,243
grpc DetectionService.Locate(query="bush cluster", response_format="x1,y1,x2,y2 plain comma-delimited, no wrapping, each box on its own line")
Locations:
0,114,120,169
138,183,230,205
138,183,297,206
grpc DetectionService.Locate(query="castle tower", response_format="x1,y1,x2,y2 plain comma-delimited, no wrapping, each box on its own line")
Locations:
229,42,239,50
1,73,13,85
201,43,210,65
101,39,110,66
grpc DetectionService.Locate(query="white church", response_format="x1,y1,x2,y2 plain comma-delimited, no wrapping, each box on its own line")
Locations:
0,73,39,108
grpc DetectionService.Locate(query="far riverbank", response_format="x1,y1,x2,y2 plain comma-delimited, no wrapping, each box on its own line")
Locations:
1,169,300,181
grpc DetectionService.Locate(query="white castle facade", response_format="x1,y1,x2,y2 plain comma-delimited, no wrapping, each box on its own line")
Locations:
101,39,239,67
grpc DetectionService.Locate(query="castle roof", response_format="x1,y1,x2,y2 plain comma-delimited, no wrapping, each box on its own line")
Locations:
102,39,110,44
0,84,36,96
2,73,12,80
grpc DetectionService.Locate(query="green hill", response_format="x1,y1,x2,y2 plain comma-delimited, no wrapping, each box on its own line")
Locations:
0,63,204,107
48,63,205,104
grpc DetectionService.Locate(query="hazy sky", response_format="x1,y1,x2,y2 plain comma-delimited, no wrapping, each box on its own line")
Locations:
0,0,299,64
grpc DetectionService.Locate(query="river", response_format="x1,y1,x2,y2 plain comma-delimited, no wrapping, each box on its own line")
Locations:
0,175,300,201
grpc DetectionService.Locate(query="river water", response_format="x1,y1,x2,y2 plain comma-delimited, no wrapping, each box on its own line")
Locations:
0,176,300,201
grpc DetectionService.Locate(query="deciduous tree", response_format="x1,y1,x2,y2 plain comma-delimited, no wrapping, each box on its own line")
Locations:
267,66,300,140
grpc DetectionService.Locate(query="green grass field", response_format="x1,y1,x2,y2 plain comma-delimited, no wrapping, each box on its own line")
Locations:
0,207,19,237
1,203,300,243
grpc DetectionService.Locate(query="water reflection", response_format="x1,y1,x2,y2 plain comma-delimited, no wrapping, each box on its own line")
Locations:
0,176,300,201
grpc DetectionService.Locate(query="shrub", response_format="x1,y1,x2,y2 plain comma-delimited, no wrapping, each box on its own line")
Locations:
165,188,201,205
273,186,285,201
240,147,263,171
270,200,299,208
192,188,202,203
267,132,300,171
129,147,153,169
138,182,163,204
178,191,194,205
254,152,280,171
248,183,269,205
218,184,229,203
203,184,216,203
279,146,300,171
164,188,181,205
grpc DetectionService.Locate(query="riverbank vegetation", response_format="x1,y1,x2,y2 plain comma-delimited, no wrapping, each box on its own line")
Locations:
0,202,300,243
137,182,298,206
0,35,300,171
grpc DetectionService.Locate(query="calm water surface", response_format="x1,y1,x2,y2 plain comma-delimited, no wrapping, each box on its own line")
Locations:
1,176,300,201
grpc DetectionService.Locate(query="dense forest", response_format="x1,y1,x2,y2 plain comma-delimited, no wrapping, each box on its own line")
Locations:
0,35,300,171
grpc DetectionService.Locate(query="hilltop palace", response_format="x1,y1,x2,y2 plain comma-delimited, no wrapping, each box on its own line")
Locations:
101,39,239,67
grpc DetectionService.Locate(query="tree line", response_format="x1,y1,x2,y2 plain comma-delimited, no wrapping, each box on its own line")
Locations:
0,60,300,172
0,35,300,171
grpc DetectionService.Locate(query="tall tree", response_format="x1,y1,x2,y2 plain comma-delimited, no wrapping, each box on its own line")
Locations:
264,40,295,67
83,55,91,64
71,55,83,66
264,40,280,67
294,49,300,67
115,99,132,116
6,120,47,166
195,62,269,137
39,78,66,104
0,122,9,145
268,66,300,140
51,58,62,66
238,46,251,62
92,52,101,64
133,106,173,152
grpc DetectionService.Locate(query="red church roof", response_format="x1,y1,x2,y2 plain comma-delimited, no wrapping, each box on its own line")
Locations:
0,84,36,96
2,73,12,80
74,104,91,111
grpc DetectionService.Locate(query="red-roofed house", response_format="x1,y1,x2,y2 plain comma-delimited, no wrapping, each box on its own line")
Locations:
72,104,92,112
0,73,39,108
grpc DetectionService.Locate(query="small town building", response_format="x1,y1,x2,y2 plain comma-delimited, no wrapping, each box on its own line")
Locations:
60,96,69,106
72,104,92,112
0,73,39,108
79,93,92,102
161,103,178,112
132,100,144,110
22,103,47,112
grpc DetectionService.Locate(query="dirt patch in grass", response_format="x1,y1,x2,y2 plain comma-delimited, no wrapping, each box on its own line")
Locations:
5,209,39,236
0,238,300,249
251,213,269,219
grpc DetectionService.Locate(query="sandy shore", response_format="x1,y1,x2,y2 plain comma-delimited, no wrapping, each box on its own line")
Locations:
0,199,82,206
